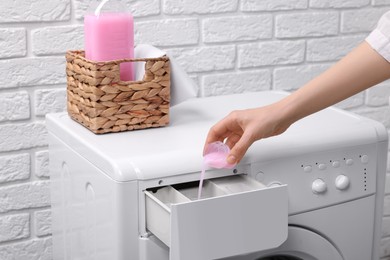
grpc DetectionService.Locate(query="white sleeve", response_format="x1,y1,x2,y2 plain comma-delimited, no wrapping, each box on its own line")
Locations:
366,11,390,62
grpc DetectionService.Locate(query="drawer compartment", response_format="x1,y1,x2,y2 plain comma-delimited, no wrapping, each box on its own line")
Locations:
144,175,288,260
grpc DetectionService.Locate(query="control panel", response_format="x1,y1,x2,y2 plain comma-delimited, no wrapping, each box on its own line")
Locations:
249,143,377,214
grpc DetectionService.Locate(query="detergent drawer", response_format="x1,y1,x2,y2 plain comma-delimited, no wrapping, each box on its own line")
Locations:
144,175,288,260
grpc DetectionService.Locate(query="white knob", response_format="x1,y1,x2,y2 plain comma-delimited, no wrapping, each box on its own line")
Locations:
335,175,350,190
312,179,327,194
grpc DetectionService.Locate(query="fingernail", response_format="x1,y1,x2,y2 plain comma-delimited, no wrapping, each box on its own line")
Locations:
227,155,237,164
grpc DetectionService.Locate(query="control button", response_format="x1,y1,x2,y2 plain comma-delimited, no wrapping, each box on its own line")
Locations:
318,163,326,170
332,160,340,168
303,166,312,173
346,159,353,166
360,155,369,164
312,179,327,194
335,175,350,190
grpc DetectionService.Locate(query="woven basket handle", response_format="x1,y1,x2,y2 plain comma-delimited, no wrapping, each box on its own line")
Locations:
66,50,169,65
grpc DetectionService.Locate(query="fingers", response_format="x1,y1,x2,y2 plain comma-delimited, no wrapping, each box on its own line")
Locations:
227,131,255,164
203,110,255,163
204,127,225,155
225,133,241,150
203,115,235,154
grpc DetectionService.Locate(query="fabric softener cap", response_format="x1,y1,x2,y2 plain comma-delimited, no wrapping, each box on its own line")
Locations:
204,141,236,169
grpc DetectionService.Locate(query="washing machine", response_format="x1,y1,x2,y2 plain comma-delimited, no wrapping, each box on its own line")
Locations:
47,91,388,260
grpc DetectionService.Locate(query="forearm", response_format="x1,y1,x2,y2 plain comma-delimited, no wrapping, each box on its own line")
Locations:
278,41,390,125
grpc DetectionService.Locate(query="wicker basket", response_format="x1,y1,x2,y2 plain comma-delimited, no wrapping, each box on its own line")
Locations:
66,50,170,134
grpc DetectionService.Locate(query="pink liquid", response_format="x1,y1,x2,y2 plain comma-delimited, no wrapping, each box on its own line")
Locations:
197,152,236,200
84,13,134,81
197,162,207,200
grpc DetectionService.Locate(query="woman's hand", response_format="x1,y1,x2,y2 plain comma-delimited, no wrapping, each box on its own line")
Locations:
204,42,390,165
204,102,292,165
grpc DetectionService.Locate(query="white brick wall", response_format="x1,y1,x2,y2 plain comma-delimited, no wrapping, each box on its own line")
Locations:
238,40,305,67
275,12,339,38
306,35,365,61
0,0,70,23
0,0,389,259
202,15,272,42
32,26,84,56
163,0,238,14
0,91,30,121
0,214,30,242
135,18,200,46
0,154,30,183
0,29,27,58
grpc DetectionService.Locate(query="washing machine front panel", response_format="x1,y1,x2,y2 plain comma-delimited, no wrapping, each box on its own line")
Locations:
250,142,378,215
219,226,343,260
46,91,388,260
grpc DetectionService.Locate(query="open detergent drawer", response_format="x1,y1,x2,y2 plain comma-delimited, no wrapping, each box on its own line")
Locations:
144,175,288,260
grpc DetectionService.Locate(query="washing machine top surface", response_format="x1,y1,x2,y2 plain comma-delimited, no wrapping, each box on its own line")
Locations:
47,91,387,181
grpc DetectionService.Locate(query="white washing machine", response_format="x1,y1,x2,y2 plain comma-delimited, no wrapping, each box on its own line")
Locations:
47,91,388,260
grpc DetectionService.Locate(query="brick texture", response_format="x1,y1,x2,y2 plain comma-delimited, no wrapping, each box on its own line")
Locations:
163,0,238,14
0,122,47,152
74,0,160,20
0,238,52,260
275,12,339,38
0,0,70,23
167,46,236,72
0,91,30,122
34,89,67,116
203,15,272,43
273,64,330,91
0,213,30,242
0,154,30,183
366,82,390,107
341,9,387,33
238,41,305,68
310,0,370,8
306,35,364,62
241,0,307,11
372,0,390,5
0,58,65,89
0,28,26,58
135,19,199,46
202,70,271,96
34,210,51,237
0,181,50,213
35,151,49,178
32,25,84,55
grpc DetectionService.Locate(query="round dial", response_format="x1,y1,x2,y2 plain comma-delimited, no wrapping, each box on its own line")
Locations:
335,175,350,190
312,179,327,194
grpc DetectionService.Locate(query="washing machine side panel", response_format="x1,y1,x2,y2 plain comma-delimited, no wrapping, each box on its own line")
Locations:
116,178,139,260
49,133,139,260
373,140,388,260
49,134,66,260
289,195,376,260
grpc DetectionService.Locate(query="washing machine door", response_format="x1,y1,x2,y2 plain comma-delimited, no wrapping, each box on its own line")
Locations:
222,226,343,260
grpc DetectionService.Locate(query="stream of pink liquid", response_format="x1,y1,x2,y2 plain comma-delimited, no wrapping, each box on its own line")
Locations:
197,162,207,200
197,152,235,200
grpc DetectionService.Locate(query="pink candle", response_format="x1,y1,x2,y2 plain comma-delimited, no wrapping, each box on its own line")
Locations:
84,12,134,81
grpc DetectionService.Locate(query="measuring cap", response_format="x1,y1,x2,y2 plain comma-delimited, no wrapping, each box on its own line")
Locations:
204,141,236,169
